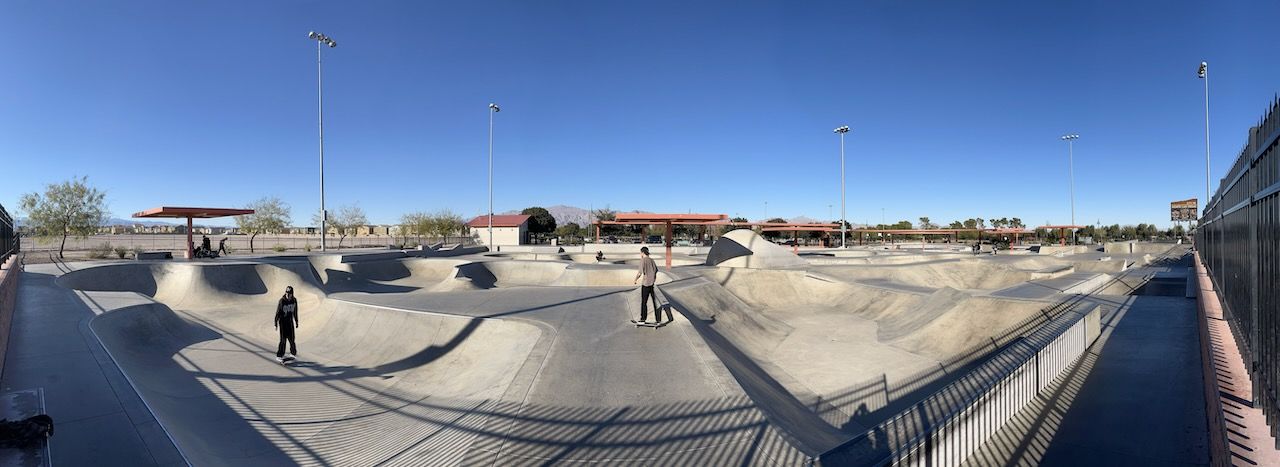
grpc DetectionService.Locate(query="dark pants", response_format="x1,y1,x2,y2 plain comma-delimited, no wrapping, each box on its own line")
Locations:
277,325,297,358
640,285,660,322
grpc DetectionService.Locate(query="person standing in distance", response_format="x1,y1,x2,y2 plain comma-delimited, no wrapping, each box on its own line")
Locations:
632,247,661,324
274,286,300,363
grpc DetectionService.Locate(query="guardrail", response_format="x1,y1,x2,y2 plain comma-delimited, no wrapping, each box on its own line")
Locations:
826,303,1101,466
1197,96,1280,445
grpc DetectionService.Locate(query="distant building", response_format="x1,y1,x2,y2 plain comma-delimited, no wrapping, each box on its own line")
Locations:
466,214,529,246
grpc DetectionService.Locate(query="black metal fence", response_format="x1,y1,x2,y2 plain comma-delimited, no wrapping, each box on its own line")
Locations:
0,203,16,264
1197,96,1280,444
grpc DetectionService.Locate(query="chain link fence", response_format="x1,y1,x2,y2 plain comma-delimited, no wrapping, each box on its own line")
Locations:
1197,96,1280,444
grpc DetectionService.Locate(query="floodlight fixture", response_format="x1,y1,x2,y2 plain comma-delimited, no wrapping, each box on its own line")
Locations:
309,31,336,47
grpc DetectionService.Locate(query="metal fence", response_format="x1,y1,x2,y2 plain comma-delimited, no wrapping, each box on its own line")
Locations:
0,203,15,264
19,233,477,256
1197,96,1280,445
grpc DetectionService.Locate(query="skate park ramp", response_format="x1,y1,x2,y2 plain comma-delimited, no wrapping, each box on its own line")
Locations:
61,262,544,466
58,259,823,465
664,265,1050,431
706,229,808,269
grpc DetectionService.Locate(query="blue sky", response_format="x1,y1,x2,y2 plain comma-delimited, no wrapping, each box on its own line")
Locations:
2,1,1277,228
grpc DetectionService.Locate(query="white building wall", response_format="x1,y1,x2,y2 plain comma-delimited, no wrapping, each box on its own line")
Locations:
479,226,526,246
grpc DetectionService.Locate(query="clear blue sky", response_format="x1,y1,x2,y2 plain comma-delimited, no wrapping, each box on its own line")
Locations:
2,1,1277,228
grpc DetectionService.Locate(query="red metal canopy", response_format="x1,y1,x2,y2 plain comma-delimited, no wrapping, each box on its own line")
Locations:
133,207,255,219
1035,225,1086,246
603,213,728,270
133,206,255,260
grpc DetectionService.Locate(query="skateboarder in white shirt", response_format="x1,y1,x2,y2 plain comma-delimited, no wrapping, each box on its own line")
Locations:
274,286,300,363
632,247,661,325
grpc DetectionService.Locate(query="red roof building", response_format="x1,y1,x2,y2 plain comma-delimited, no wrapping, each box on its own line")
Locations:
467,214,531,247
466,214,530,228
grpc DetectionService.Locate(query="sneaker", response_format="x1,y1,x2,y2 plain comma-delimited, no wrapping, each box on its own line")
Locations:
275,356,285,363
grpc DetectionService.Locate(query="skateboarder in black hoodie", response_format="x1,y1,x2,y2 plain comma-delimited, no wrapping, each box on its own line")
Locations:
274,286,300,363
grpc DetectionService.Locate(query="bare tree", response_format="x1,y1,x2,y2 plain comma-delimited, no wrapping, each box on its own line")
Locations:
399,211,428,246
19,176,109,259
236,197,291,253
323,205,367,249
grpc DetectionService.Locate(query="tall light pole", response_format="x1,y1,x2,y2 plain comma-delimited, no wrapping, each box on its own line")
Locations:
308,31,336,251
764,201,768,220
1061,134,1080,245
488,103,500,249
1199,61,1210,207
834,125,850,248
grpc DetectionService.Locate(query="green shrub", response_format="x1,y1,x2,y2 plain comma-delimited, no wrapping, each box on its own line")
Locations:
304,243,312,252
88,242,113,259
131,247,144,258
113,246,129,259
272,244,287,252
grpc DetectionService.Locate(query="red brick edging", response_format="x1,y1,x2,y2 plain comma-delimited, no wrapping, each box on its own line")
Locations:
1195,251,1280,466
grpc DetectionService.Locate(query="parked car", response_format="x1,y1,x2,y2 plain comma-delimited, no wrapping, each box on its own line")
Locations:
646,235,662,244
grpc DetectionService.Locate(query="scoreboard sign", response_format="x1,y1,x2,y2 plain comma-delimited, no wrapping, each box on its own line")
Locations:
1171,198,1198,221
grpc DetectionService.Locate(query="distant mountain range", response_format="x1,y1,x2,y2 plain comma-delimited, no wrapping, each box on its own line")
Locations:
498,205,593,227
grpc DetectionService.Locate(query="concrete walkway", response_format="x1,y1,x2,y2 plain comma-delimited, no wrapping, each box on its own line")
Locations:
0,262,184,466
965,256,1210,466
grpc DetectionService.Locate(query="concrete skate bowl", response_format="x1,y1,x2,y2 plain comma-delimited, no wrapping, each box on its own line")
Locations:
313,257,675,292
668,267,1047,430
58,262,543,466
811,258,1053,290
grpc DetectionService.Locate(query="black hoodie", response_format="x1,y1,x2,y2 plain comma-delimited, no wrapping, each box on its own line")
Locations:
274,295,299,329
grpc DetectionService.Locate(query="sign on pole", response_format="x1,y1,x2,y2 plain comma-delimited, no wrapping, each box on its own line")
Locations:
1171,198,1198,221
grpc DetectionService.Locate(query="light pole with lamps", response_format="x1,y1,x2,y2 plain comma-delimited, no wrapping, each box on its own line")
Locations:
1061,134,1080,245
1198,61,1210,207
488,103,500,249
308,31,336,251
834,125,850,247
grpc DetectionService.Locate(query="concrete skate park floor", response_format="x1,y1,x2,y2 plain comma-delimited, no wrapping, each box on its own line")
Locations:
20,248,1153,466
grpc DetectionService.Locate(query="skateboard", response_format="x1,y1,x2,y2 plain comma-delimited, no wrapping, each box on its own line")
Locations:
631,319,667,329
278,356,297,365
